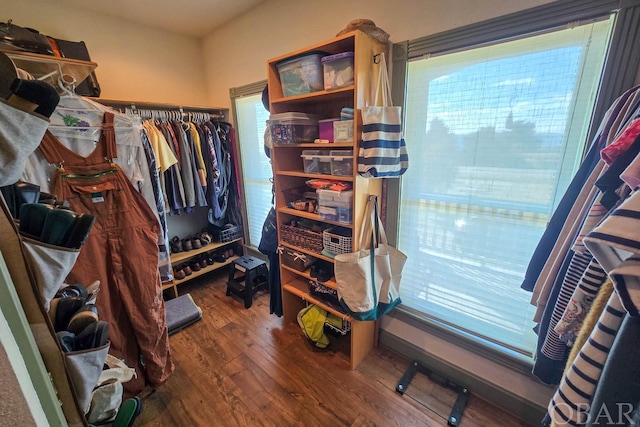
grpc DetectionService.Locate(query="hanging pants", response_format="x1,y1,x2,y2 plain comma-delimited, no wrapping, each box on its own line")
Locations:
39,112,173,396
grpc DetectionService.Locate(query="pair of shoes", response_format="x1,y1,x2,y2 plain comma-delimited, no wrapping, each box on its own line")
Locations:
177,264,193,276
56,320,109,352
192,237,202,250
49,283,102,334
19,203,95,249
196,253,209,268
206,252,216,265
211,251,227,263
190,259,202,272
170,236,183,253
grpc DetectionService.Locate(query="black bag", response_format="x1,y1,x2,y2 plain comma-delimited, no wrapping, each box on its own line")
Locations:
52,38,101,97
0,20,53,55
258,207,278,255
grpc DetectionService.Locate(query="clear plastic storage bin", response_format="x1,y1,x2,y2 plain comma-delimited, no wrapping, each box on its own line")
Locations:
268,112,319,144
329,150,353,176
317,189,353,223
276,52,326,97
301,150,332,174
321,52,355,90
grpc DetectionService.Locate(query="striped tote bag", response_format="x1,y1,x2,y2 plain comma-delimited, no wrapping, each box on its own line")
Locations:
358,52,409,178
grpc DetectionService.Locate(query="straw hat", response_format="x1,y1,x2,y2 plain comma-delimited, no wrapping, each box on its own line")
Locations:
336,19,390,44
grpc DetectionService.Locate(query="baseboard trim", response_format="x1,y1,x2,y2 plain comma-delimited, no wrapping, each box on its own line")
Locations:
379,329,550,426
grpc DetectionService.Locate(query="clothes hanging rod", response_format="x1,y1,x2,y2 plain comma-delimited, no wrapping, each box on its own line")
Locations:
95,98,228,115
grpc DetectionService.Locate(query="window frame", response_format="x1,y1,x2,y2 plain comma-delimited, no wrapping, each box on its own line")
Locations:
385,0,640,370
229,80,269,250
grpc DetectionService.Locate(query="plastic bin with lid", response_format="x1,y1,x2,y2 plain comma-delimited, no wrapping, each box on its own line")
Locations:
268,112,319,144
301,150,332,174
276,52,326,97
329,150,353,176
321,52,354,90
317,189,353,223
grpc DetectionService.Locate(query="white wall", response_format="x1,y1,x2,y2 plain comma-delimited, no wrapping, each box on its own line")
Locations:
201,0,555,108
3,0,207,105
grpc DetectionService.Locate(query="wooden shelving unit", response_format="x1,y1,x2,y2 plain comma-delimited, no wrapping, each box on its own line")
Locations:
268,30,386,369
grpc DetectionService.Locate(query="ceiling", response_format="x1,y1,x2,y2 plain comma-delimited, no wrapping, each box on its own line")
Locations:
59,0,268,38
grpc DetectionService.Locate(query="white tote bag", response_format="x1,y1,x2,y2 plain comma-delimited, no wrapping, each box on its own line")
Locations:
334,196,406,320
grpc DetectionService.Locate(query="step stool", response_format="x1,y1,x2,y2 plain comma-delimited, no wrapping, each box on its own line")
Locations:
226,255,269,308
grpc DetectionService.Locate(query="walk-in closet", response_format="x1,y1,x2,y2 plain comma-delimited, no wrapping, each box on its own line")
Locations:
2,1,640,426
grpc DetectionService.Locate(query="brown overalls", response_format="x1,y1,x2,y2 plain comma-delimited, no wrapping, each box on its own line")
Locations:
39,112,174,396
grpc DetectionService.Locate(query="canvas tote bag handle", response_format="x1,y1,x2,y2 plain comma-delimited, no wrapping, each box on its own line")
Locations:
373,53,393,108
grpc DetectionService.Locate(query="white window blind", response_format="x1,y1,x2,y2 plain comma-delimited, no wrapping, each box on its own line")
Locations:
399,18,612,354
235,94,272,248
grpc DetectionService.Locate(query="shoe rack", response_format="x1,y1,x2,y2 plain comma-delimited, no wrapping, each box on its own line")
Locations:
268,30,386,369
164,237,243,298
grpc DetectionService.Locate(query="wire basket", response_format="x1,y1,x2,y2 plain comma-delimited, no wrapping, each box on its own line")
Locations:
210,225,242,243
323,226,352,255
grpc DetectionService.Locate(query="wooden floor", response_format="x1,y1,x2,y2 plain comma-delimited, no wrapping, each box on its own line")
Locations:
136,268,530,427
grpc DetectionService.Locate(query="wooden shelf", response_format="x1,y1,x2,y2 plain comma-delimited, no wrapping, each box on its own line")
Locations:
163,238,243,298
283,282,348,320
270,86,354,105
281,264,337,290
1,49,97,86
275,171,354,181
170,238,242,264
271,142,354,149
169,255,238,287
269,29,386,369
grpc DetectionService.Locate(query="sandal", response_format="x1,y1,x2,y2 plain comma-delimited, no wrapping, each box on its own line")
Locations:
199,229,213,245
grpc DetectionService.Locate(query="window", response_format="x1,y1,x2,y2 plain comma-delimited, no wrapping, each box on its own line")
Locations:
396,17,614,354
231,83,273,249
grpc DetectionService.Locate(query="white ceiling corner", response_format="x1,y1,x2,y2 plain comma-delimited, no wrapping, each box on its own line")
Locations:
59,0,268,38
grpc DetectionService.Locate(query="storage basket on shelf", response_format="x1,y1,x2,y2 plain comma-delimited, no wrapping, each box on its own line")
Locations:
281,223,325,254
281,249,316,271
209,224,242,243
323,226,352,255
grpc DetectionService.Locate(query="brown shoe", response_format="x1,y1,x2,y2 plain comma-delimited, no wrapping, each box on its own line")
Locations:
192,237,202,250
173,267,186,280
